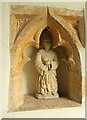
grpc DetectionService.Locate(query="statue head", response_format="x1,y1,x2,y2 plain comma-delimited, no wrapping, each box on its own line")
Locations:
42,37,52,50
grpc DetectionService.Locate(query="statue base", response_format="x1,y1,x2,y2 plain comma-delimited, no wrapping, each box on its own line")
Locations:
36,93,59,99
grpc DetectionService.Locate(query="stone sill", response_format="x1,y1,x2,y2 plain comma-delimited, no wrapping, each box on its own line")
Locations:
15,95,81,112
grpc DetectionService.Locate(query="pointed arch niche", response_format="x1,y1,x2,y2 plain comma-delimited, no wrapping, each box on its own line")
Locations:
9,6,84,112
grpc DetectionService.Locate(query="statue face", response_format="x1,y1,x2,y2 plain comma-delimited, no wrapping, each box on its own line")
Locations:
43,38,51,50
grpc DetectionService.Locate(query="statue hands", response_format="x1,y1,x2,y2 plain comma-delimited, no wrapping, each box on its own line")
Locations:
39,60,53,75
45,60,52,71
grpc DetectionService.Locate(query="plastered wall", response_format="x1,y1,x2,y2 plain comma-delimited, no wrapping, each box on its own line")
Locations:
2,3,10,114
0,3,2,118
1,2,86,118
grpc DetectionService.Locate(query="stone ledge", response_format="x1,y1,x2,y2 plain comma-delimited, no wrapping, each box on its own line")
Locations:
15,95,81,112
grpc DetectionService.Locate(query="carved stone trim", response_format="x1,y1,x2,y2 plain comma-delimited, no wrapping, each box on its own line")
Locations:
9,6,83,111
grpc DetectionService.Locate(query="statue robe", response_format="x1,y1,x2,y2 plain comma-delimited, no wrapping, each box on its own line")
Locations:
35,49,59,95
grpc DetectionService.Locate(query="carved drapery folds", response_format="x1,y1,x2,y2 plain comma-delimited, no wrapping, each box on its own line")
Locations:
9,6,84,111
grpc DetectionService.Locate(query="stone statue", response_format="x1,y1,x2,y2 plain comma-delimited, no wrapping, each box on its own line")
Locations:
35,37,59,99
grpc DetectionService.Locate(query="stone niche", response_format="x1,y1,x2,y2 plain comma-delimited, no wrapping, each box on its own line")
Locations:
9,5,85,112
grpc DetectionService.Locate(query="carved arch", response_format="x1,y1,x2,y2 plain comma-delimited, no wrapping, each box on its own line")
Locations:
9,13,82,111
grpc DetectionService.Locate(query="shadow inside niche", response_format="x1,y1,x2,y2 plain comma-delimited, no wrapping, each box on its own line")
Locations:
23,46,38,96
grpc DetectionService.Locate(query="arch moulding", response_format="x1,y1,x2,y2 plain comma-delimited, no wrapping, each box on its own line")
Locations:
9,8,83,111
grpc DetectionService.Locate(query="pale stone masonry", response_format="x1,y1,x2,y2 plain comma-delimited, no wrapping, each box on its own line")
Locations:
9,5,85,111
